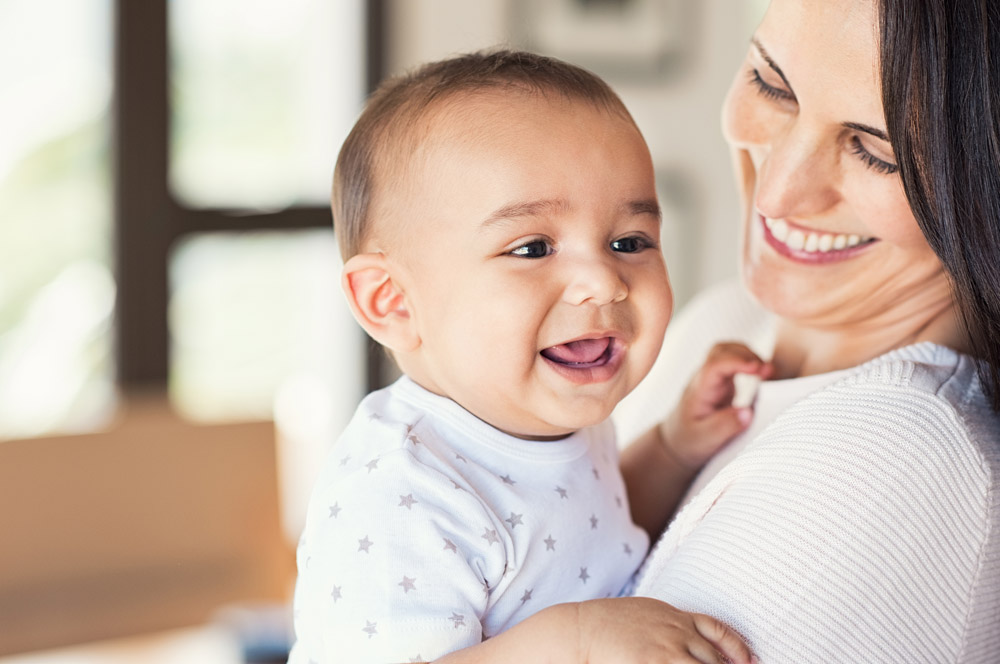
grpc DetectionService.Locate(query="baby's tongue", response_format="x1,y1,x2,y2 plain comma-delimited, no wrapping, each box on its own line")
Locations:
541,338,610,364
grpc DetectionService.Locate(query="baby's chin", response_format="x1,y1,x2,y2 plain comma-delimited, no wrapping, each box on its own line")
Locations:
501,408,615,441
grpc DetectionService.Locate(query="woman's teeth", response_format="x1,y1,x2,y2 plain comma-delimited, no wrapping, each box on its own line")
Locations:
765,217,872,253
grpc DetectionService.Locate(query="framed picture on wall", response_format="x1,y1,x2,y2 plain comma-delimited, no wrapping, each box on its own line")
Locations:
512,0,695,82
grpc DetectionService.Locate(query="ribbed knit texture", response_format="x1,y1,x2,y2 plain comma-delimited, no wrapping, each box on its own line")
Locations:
620,282,1000,663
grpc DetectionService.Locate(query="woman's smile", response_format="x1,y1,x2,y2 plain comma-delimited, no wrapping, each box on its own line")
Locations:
759,214,878,264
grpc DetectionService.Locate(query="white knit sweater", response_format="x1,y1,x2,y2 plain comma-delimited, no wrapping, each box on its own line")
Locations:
616,282,1000,663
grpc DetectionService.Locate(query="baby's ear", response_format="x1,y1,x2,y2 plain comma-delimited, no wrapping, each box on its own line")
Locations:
341,253,419,352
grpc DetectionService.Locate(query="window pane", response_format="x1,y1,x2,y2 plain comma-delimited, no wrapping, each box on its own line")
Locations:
169,0,366,209
169,230,363,423
0,0,115,439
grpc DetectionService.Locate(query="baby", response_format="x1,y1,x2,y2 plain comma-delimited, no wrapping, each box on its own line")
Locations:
288,49,766,664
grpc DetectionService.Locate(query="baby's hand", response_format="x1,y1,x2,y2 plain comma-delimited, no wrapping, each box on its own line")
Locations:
659,343,773,470
578,597,756,664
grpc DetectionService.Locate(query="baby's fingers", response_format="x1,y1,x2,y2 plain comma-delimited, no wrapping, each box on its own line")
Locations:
703,343,773,382
692,405,754,444
692,612,756,664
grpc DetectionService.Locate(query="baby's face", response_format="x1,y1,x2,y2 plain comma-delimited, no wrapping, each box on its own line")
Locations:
389,92,672,439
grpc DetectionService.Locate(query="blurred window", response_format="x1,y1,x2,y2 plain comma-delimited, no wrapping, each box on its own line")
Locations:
169,0,363,209
167,0,367,426
0,0,115,439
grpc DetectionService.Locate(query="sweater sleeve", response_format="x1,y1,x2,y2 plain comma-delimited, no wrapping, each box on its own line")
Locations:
288,448,508,664
634,381,995,663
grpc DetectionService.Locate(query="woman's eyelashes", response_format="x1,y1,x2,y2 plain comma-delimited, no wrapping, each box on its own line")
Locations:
849,136,899,175
748,66,900,176
749,68,794,102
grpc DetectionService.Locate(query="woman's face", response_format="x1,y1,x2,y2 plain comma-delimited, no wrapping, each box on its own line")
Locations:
723,0,952,329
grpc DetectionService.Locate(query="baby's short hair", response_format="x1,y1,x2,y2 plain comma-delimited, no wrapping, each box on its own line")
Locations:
332,48,634,260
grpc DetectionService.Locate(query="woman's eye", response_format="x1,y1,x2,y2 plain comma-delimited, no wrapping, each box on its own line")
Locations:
509,240,552,258
849,136,899,175
749,68,795,102
611,236,651,253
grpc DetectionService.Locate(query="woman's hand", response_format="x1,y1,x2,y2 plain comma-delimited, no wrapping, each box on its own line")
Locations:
577,597,755,664
434,597,755,664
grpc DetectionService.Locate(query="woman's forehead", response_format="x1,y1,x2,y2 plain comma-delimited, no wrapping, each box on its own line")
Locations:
757,0,886,126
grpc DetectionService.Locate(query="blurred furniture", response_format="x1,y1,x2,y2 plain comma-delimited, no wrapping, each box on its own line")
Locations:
0,395,294,656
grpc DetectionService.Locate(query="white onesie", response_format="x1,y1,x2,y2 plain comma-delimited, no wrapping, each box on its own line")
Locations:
288,376,649,664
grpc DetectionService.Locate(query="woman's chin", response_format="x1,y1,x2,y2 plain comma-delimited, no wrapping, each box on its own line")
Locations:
741,258,826,322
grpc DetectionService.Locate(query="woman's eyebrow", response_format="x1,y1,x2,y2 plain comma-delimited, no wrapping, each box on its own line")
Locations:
751,37,793,91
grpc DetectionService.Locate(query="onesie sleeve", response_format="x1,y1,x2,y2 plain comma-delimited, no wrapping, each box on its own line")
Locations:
289,448,508,664
634,383,993,663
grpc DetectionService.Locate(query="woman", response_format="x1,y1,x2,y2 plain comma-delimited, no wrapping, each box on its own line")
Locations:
618,0,1000,660
440,0,1000,661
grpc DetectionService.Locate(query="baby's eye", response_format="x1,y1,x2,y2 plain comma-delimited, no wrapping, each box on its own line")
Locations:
509,240,552,258
611,236,652,253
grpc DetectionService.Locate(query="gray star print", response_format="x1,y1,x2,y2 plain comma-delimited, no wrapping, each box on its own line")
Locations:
520,589,533,604
340,455,351,466
624,543,633,555
363,620,377,638
358,536,373,553
368,412,381,422
590,514,599,529
505,512,524,529
544,535,556,551
449,612,466,628
365,458,380,473
501,474,516,485
592,467,600,480
455,453,466,463
328,503,341,518
482,528,500,546
579,567,590,583
555,486,568,499
615,495,623,508
399,494,418,510
443,538,458,553
331,585,342,602
399,576,416,593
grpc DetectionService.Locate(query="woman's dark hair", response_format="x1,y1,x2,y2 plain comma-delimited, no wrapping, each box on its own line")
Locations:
879,0,1000,410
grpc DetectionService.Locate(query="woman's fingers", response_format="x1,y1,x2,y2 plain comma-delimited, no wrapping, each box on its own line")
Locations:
686,640,730,664
692,612,756,664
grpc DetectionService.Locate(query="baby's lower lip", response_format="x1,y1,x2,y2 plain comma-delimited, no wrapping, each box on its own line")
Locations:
760,214,878,264
540,338,624,385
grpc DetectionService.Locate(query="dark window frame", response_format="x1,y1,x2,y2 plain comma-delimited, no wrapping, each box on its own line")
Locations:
113,0,386,396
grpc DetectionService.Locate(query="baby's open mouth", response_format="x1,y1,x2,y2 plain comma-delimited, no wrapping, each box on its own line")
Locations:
540,337,614,368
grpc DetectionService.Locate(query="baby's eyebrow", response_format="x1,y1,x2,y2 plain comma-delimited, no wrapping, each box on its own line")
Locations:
480,199,569,229
629,199,661,221
480,197,661,229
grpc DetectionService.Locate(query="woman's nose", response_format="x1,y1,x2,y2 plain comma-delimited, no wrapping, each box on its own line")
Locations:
753,121,841,221
561,253,628,307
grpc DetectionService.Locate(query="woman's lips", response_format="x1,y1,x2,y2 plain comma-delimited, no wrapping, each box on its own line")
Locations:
540,336,624,384
760,214,878,263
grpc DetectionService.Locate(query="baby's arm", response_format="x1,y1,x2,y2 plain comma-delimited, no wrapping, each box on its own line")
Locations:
621,343,772,539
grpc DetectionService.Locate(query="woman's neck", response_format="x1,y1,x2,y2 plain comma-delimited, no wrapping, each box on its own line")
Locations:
771,299,969,380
